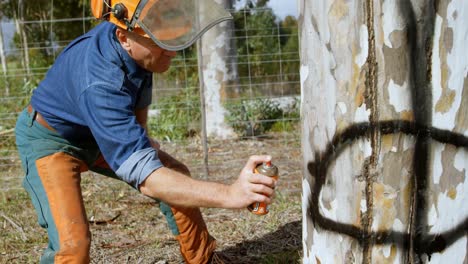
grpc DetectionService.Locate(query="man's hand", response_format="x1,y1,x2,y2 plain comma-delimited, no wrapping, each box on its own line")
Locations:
224,155,276,209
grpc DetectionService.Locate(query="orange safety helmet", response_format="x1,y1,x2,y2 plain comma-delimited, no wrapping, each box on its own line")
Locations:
91,0,233,51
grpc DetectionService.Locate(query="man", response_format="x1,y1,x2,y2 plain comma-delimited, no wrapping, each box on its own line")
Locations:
15,0,276,263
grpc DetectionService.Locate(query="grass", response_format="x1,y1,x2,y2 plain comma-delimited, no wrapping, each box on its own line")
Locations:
0,182,46,263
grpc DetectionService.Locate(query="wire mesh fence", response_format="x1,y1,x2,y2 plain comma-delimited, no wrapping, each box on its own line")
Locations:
0,5,301,193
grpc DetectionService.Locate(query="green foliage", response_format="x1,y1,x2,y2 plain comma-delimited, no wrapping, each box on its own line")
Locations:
279,16,300,83
233,4,300,96
269,97,300,133
225,98,283,138
148,87,201,142
0,62,33,131
147,48,201,141
162,46,198,84
236,0,269,9
234,7,280,86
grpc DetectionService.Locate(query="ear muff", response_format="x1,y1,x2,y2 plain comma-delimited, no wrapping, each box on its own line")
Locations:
92,0,146,35
112,3,128,21
91,0,127,21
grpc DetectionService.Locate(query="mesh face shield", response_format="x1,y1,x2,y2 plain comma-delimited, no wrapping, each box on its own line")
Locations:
129,0,232,51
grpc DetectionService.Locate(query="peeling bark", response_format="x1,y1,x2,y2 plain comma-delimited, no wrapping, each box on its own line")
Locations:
300,0,468,263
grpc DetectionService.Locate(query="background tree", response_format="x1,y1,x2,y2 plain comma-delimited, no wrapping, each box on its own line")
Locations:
279,15,299,84
0,10,9,96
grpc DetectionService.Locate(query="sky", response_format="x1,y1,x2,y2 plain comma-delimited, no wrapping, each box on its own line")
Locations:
234,0,298,19
0,20,14,53
265,0,298,18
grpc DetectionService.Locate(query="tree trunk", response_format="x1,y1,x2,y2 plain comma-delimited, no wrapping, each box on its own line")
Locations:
299,0,468,263
0,20,9,96
198,0,237,139
15,0,31,83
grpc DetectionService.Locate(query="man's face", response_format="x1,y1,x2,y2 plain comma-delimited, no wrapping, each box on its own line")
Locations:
120,29,177,73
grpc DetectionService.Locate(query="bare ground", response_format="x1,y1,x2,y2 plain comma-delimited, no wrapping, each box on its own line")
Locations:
0,135,302,263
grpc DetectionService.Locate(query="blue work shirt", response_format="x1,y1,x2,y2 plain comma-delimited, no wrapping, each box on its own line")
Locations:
30,22,163,189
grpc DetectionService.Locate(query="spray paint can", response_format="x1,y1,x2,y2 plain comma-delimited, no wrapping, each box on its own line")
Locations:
247,161,279,215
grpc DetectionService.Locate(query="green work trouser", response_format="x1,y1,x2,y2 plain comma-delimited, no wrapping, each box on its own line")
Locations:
15,108,216,263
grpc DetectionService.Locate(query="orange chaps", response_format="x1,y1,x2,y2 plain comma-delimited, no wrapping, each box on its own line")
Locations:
35,153,91,263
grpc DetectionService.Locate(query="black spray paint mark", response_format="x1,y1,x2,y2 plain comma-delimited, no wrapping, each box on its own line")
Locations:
307,120,468,259
400,0,436,261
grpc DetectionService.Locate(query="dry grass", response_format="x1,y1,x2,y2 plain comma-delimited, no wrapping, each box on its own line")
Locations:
0,136,302,263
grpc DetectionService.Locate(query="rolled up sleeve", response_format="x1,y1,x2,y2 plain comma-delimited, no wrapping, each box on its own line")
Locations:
115,147,163,189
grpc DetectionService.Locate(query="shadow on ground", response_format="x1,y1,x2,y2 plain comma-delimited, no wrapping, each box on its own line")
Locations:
218,220,302,264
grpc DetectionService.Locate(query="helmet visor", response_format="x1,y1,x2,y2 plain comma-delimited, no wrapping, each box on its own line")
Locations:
136,0,233,51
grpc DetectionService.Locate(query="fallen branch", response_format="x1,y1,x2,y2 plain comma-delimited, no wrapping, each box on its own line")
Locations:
88,211,121,225
0,211,27,241
0,129,14,136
